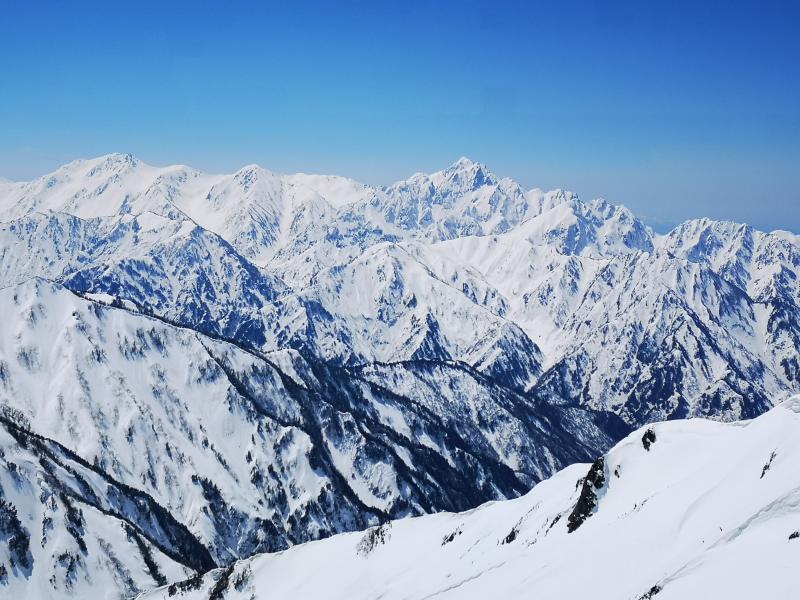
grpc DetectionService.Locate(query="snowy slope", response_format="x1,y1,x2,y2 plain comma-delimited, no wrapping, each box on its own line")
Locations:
0,280,624,597
3,153,796,420
140,397,800,600
1,154,799,598
0,413,212,600
1,155,797,424
661,218,800,387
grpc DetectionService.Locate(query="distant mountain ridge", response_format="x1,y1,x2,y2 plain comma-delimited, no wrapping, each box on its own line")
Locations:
0,154,798,597
1,153,796,417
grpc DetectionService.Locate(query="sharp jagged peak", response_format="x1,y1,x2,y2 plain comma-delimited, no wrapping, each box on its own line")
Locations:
448,156,482,170
28,154,527,203
202,164,285,208
435,156,495,188
42,153,214,184
12,153,788,244
388,157,499,196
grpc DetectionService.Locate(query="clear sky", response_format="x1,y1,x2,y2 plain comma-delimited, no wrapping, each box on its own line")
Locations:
1,0,798,232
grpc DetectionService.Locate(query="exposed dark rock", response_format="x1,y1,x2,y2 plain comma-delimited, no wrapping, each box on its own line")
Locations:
639,584,662,599
567,457,605,533
1,416,215,574
167,572,204,596
642,429,656,452
208,563,236,600
501,526,518,545
546,513,562,533
356,523,391,556
441,527,462,546
761,451,777,479
124,523,168,586
232,565,251,592
0,497,33,575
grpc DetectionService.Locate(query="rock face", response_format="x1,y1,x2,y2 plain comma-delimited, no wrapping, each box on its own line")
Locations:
139,399,800,600
0,155,798,597
642,428,657,451
566,456,605,533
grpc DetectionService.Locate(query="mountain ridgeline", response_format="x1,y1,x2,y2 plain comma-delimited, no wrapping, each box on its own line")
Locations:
0,154,798,597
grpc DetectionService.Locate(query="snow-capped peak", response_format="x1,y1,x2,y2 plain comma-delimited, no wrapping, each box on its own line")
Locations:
54,152,142,178
430,156,496,192
232,163,277,187
87,151,140,171
0,152,798,599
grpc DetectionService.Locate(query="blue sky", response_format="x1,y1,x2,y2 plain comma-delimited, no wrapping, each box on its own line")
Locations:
1,0,798,232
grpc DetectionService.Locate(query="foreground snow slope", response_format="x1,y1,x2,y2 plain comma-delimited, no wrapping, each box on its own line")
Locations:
143,398,800,600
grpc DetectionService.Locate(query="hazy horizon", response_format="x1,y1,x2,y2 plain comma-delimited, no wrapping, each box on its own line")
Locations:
1,151,795,235
2,0,798,233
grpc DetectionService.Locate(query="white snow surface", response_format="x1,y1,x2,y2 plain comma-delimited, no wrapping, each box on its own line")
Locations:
0,278,620,598
1,154,800,599
2,153,797,420
141,399,800,600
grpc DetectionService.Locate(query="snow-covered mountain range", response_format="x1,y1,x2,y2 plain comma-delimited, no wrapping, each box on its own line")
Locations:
139,396,800,600
2,154,797,412
0,154,798,597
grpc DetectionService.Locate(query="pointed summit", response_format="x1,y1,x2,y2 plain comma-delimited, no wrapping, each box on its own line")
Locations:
450,156,478,169
445,156,490,176
435,156,495,192
230,164,280,194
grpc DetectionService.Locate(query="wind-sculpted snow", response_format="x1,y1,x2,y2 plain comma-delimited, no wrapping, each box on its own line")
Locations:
140,399,800,600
